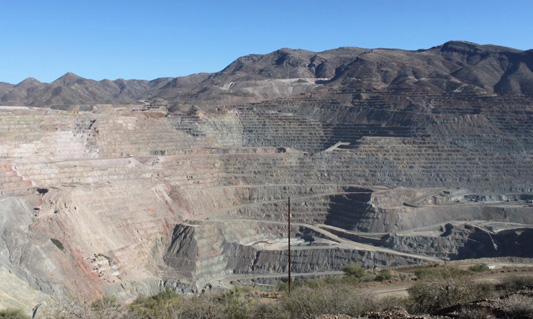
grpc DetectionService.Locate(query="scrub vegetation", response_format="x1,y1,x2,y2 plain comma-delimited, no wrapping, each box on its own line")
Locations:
28,264,533,319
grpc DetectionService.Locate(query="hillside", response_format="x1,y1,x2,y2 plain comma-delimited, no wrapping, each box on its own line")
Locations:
0,41,532,313
1,41,533,108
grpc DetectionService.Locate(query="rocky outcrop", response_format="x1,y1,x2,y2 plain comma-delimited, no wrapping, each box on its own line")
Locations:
385,223,533,260
164,225,198,277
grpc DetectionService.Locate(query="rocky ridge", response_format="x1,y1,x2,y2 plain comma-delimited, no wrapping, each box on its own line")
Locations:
1,41,533,108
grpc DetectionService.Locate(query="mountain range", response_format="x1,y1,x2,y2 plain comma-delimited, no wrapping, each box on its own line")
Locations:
1,41,532,108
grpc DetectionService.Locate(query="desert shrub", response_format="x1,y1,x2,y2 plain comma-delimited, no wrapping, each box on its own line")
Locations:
37,299,89,319
501,294,533,317
278,276,351,292
91,296,126,319
277,281,289,292
324,276,344,285
375,296,409,311
178,288,253,319
39,289,251,319
130,289,182,319
469,263,490,273
272,283,378,319
0,309,29,319
37,296,137,319
374,269,392,282
407,268,485,314
456,306,496,319
343,263,366,278
179,294,226,319
413,266,467,280
217,287,254,319
292,278,324,290
476,281,498,299
255,302,285,319
497,276,533,293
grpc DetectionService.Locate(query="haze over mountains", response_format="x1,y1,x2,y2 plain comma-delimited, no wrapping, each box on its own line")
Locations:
1,41,533,108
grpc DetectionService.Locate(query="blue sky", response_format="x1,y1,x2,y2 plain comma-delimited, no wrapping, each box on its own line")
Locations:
1,0,532,83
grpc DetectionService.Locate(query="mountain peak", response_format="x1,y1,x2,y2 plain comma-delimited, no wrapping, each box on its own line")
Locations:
437,40,522,54
15,77,41,87
53,72,84,85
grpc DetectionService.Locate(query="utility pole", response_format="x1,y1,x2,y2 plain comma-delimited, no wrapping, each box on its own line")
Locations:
288,196,291,293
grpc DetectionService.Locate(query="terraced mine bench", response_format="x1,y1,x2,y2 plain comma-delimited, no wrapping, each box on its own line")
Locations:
0,92,532,312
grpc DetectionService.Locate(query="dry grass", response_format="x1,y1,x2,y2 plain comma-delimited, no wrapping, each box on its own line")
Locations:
502,294,533,317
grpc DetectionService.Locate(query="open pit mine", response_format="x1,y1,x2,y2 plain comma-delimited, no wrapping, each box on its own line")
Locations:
0,41,533,312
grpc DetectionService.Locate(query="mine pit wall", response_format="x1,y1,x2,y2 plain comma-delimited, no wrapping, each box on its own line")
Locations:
170,184,353,221
384,225,533,260
164,221,289,287
192,185,374,226
0,195,62,312
163,225,198,278
0,97,532,305
324,192,374,231
366,205,533,234
224,243,424,274
0,180,186,307
1,107,531,193
163,222,428,288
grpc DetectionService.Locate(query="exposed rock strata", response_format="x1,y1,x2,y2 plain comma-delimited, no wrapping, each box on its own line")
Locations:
0,41,532,312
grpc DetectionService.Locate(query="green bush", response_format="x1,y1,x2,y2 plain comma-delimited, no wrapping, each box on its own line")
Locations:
130,289,182,319
0,309,29,319
414,266,467,280
342,263,366,278
292,278,323,290
217,287,254,319
469,263,490,273
173,287,254,319
375,269,392,282
324,276,344,285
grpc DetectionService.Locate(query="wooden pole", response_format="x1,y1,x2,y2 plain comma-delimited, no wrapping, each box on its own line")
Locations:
288,196,291,293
